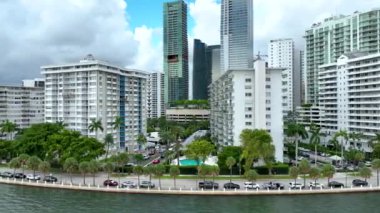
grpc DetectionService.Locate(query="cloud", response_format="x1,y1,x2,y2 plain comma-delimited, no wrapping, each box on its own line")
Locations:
0,0,141,84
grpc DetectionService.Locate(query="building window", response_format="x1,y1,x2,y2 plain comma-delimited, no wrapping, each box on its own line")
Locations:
245,93,252,97
245,78,252,83
245,122,252,126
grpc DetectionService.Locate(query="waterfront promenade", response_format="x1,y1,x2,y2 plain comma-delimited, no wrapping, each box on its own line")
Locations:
1,176,380,196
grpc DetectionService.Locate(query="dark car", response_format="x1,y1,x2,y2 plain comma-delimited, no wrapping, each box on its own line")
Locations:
0,172,14,178
103,179,118,187
352,179,368,187
223,182,240,189
199,181,219,189
328,181,344,188
262,182,285,190
14,173,26,179
43,175,58,183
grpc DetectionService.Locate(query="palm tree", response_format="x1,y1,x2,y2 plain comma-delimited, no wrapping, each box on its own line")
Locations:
245,170,258,183
9,157,21,177
27,156,42,178
289,166,299,186
136,134,147,151
0,120,17,140
133,165,144,188
144,165,154,183
153,164,166,189
372,159,380,186
226,156,236,183
209,166,220,184
309,167,321,188
262,143,275,175
322,164,335,184
369,133,380,148
79,161,90,185
349,132,363,149
112,116,123,151
169,166,180,189
104,134,114,160
309,125,321,167
38,161,51,178
359,167,372,182
103,161,115,180
18,154,29,175
333,130,348,166
299,159,310,187
171,126,184,166
198,164,210,182
114,153,129,184
88,160,100,186
159,130,175,153
284,122,307,167
88,118,103,139
63,157,78,184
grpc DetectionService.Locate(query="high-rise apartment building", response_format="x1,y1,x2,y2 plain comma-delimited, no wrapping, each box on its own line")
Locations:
163,0,189,104
192,39,220,99
41,55,147,150
147,72,165,119
305,9,380,104
0,79,45,139
220,0,253,72
318,52,380,152
268,38,301,113
210,59,284,161
300,50,306,104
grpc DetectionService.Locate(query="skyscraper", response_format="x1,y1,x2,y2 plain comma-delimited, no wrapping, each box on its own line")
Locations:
192,39,220,100
305,9,380,104
147,72,165,118
220,0,253,72
163,0,189,105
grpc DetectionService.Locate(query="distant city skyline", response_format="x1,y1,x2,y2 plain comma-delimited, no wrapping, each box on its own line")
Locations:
0,0,379,84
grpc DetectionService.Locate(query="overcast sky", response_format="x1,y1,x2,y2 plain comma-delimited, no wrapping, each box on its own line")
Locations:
0,0,379,85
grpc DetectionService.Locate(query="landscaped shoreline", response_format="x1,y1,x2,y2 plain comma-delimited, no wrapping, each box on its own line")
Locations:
1,177,380,196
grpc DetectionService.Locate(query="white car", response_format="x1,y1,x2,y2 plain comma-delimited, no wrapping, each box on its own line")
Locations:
26,174,41,181
121,181,137,188
244,182,260,189
309,182,324,189
289,182,304,189
143,155,150,160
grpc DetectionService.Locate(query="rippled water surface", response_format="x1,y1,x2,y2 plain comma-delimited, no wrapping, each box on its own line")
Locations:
0,184,379,213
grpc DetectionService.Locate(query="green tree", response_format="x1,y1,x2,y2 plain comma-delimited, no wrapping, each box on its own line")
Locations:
309,124,321,166
112,116,123,132
245,169,258,183
136,134,147,150
289,166,299,185
63,157,78,183
349,132,363,149
88,160,100,186
38,161,50,178
133,154,144,164
144,165,154,183
322,164,335,184
198,164,210,182
88,118,103,140
262,143,275,175
18,154,29,175
169,166,180,189
240,129,275,171
133,165,144,187
79,161,90,185
309,167,321,188
114,153,129,184
153,164,166,189
171,125,184,166
359,167,372,182
284,122,307,167
0,120,17,140
369,133,380,149
299,159,311,187
9,157,21,176
372,159,380,186
217,146,242,174
159,130,175,153
103,161,115,180
104,134,114,160
226,156,236,183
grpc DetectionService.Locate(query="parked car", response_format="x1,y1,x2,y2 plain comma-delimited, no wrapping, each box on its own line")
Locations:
121,181,137,188
125,163,136,167
152,159,160,164
0,172,14,178
199,181,219,189
26,174,41,181
223,182,240,189
289,182,304,189
103,179,118,187
43,175,58,183
143,155,150,160
14,173,26,179
352,179,368,187
262,182,285,190
139,181,155,188
244,182,260,190
309,182,324,189
328,181,344,188
365,161,372,167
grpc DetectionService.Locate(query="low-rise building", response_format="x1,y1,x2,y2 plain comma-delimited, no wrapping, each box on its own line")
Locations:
166,108,210,123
